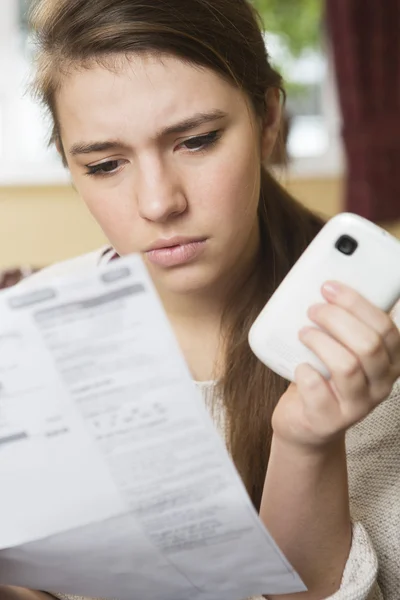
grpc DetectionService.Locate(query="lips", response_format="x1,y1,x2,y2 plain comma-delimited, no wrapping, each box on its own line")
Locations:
145,237,207,268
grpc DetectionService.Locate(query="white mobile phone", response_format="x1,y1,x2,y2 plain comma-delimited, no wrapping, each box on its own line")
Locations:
248,212,400,382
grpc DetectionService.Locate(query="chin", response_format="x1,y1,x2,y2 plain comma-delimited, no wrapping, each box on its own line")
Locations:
147,261,221,296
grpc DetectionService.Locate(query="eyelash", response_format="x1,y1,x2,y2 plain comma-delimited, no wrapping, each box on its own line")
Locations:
84,130,221,177
180,130,221,152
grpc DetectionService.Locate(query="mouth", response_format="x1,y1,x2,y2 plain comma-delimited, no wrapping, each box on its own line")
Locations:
145,237,208,268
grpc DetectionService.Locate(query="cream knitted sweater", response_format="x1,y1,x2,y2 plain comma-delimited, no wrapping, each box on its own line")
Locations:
14,251,400,600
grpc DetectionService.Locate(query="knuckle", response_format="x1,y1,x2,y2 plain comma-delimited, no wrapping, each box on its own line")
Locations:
296,365,322,390
312,303,333,323
337,357,360,378
359,333,382,359
341,289,359,311
304,374,322,390
379,316,397,339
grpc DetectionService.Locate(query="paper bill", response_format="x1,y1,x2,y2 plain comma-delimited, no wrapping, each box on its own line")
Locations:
0,255,305,599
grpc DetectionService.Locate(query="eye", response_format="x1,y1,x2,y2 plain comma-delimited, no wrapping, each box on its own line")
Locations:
85,159,125,177
180,130,221,152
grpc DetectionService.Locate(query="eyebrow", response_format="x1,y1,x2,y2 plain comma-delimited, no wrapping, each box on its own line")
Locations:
68,109,228,156
161,109,227,136
69,140,130,157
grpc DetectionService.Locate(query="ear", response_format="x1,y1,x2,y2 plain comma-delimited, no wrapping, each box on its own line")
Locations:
260,88,283,163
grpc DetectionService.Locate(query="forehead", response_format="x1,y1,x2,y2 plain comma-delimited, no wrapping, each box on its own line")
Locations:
55,54,246,143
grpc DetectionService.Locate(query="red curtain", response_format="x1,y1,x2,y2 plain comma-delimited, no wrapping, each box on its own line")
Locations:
325,0,400,222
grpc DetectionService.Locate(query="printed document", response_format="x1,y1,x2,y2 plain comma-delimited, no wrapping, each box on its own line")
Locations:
0,255,305,599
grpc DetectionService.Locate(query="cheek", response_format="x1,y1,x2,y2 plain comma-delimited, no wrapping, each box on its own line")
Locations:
75,178,142,252
200,145,260,227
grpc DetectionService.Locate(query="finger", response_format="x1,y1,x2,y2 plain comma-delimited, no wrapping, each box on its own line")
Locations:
383,323,400,367
385,320,400,372
307,304,391,384
299,327,373,414
322,281,400,364
294,363,343,442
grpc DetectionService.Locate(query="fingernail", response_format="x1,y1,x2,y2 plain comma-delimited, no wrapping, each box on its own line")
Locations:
323,281,341,298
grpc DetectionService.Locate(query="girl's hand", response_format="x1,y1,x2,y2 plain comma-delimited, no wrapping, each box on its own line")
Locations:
272,281,400,450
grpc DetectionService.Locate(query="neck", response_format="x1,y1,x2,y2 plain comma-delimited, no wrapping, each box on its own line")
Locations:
156,238,260,327
159,284,226,325
147,229,260,382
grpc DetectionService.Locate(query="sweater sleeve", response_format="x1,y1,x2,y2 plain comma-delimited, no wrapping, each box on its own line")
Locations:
323,522,381,600
244,521,380,600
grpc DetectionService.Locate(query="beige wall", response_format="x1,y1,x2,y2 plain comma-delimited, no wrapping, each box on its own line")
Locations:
1,178,399,269
0,185,106,268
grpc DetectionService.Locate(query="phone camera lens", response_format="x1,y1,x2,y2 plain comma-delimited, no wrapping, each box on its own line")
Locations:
335,235,358,256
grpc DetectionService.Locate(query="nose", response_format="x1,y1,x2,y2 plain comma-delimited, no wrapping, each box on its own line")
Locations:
136,158,188,223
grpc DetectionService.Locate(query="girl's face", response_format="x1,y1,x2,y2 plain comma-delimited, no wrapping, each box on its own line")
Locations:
56,54,280,296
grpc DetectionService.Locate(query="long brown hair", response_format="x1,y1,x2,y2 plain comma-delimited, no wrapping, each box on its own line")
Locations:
30,0,324,510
